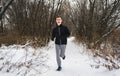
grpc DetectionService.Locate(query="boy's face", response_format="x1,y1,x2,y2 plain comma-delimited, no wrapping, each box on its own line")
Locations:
56,17,62,26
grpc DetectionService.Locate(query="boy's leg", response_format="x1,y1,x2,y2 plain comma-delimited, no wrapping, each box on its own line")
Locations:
55,44,61,67
60,45,66,58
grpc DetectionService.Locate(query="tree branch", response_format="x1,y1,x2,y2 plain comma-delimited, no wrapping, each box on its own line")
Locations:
95,24,120,44
0,0,14,20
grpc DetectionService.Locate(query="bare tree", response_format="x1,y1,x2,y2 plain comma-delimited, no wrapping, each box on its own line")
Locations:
0,0,14,33
71,0,120,44
0,0,14,20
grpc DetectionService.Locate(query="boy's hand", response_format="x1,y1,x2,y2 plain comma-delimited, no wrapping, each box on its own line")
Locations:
51,38,54,41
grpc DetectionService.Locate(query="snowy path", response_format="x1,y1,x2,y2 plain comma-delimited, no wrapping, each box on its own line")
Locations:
40,37,120,76
0,37,120,76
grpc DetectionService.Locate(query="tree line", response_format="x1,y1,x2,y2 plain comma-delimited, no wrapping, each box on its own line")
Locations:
0,0,64,46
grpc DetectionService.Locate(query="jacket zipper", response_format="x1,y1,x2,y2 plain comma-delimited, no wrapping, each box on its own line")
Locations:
58,27,61,44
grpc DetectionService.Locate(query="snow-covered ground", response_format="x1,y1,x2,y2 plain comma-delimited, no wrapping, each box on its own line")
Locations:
0,37,120,76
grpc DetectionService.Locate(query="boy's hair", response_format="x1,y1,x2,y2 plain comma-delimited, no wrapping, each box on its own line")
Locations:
56,15,62,19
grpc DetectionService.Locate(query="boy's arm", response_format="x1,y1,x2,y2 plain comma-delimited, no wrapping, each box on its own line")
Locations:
66,26,70,37
51,28,55,41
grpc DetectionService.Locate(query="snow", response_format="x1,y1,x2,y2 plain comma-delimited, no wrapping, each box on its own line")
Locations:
0,37,120,76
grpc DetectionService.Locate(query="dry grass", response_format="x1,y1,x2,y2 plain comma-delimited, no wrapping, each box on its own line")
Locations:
0,32,49,47
0,33,20,46
75,29,120,70
110,29,120,45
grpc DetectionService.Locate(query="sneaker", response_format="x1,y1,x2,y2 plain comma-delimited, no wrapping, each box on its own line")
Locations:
56,66,62,71
62,56,65,60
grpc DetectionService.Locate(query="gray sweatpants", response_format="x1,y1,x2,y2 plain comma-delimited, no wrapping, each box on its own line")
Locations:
55,44,66,67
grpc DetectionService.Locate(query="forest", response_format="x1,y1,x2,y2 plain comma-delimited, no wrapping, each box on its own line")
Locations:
0,0,120,74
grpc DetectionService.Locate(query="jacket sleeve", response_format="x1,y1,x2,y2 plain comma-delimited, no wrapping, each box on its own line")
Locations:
65,26,70,37
51,28,55,41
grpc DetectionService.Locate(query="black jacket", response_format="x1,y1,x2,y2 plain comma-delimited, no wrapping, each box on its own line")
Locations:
51,24,70,45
